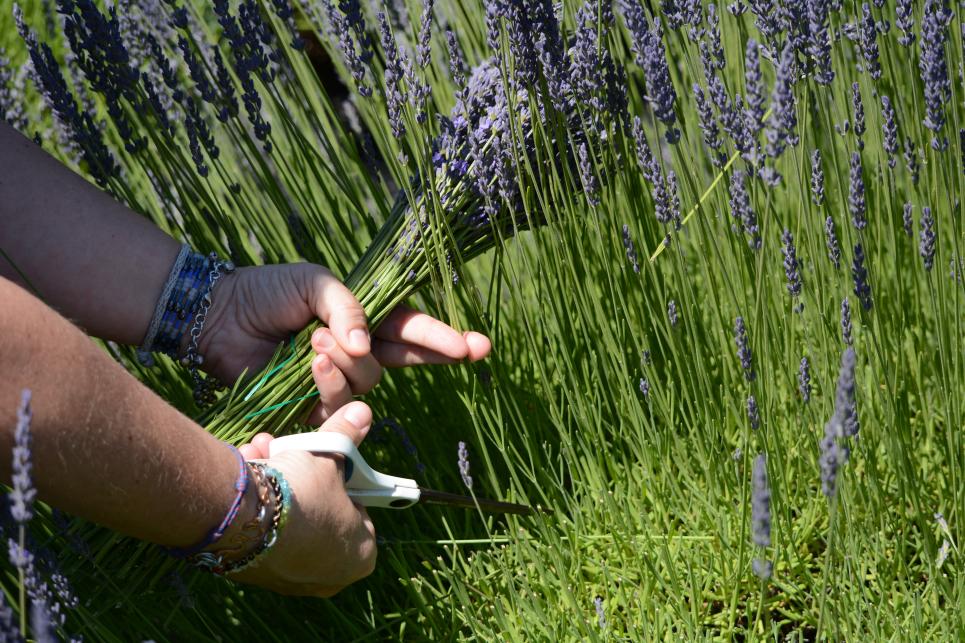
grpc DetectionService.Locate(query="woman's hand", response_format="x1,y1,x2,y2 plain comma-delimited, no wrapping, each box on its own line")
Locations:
230,401,377,597
198,263,491,418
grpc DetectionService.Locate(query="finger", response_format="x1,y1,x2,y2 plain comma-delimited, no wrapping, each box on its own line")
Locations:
371,340,462,367
303,266,370,356
463,331,492,362
317,400,372,446
251,433,274,458
238,443,261,460
310,353,354,422
312,327,382,394
373,305,470,359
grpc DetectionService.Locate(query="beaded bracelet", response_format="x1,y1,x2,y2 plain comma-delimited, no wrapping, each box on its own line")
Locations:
167,445,248,560
188,464,293,576
138,243,235,406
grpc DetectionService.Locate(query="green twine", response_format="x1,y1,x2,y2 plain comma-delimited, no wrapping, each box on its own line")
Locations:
241,334,320,420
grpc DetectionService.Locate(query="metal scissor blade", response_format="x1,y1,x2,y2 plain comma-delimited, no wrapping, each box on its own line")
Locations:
418,488,548,515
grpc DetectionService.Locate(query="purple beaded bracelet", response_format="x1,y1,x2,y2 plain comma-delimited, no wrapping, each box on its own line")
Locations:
167,445,249,560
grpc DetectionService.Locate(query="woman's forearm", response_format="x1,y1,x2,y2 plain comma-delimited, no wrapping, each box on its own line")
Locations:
0,121,179,346
0,275,241,547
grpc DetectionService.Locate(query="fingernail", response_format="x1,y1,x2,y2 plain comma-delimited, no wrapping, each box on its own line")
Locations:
317,329,335,350
349,328,370,351
316,354,333,373
344,404,368,429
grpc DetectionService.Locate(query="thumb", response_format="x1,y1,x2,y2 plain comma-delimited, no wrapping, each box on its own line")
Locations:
318,401,372,447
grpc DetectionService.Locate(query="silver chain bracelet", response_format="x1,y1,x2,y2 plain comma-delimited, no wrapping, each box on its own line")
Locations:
181,252,236,406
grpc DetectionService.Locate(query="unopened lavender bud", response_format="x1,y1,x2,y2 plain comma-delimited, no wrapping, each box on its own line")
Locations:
851,83,865,150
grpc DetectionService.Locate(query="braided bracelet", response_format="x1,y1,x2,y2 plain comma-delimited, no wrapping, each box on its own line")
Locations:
188,464,292,576
167,445,249,560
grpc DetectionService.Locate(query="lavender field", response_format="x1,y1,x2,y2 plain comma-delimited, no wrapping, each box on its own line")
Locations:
1,0,963,639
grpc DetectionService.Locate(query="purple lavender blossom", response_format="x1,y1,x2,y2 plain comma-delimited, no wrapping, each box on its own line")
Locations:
729,170,761,250
751,454,770,580
622,224,640,273
903,202,914,236
764,43,798,158
825,216,841,269
743,39,765,136
10,389,35,524
920,206,936,272
484,0,502,52
639,377,651,398
821,347,857,497
668,299,679,327
416,0,433,69
631,116,660,185
851,83,865,150
859,3,881,80
896,0,915,46
904,138,920,185
810,149,825,206
508,0,538,88
848,152,867,230
747,395,760,430
852,244,873,311
578,142,600,206
705,4,725,69
378,12,407,138
799,356,811,403
667,171,682,230
841,297,853,346
457,441,472,489
808,0,833,84
694,83,725,166
0,591,14,639
881,95,898,169
782,229,802,303
623,6,679,143
734,316,755,381
446,29,466,89
919,0,952,151
594,596,607,629
323,0,372,96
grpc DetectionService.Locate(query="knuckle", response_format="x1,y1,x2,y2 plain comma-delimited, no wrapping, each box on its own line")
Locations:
354,539,378,579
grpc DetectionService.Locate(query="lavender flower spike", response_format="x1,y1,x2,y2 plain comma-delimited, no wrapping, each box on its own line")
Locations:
668,299,679,327
810,150,825,206
594,596,607,629
751,453,770,582
881,96,898,169
457,441,472,489
729,170,761,250
859,3,881,80
798,357,811,403
624,8,679,144
747,395,760,430
825,215,841,269
734,316,755,381
841,297,853,346
919,0,952,151
903,202,914,236
578,142,600,206
622,224,640,273
807,0,833,85
848,152,867,230
851,83,865,150
10,389,36,524
781,229,802,303
821,347,857,497
852,244,873,311
920,206,936,272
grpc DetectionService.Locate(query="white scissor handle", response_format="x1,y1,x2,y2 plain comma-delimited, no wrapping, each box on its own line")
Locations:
268,432,422,509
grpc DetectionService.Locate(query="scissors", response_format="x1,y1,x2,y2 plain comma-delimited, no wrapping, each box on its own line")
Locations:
269,432,546,515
